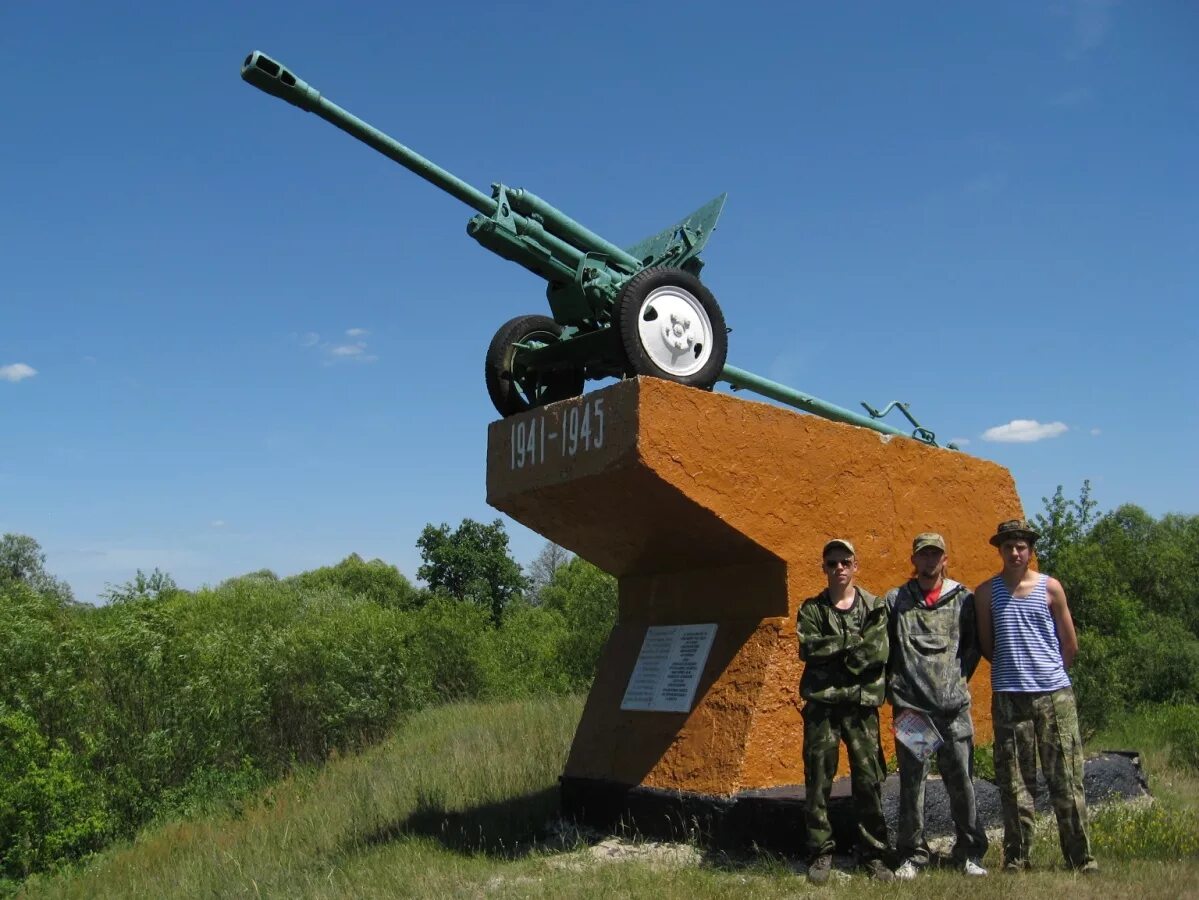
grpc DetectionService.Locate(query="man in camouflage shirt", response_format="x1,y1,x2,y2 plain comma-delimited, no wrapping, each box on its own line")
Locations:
885,532,988,879
797,539,893,884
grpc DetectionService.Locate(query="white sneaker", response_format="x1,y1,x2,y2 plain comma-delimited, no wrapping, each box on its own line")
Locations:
962,858,988,876
894,860,919,880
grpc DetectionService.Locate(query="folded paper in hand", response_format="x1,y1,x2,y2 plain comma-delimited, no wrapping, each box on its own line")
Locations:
893,708,944,762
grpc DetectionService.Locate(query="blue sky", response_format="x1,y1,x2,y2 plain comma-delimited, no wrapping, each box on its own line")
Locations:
3,1,1196,603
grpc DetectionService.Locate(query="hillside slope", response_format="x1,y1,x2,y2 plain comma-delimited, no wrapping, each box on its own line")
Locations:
19,697,1199,900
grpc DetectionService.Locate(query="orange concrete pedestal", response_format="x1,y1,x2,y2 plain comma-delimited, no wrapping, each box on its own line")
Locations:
486,378,1023,848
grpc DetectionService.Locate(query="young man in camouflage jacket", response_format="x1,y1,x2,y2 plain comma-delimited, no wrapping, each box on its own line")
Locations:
885,532,988,878
797,538,893,884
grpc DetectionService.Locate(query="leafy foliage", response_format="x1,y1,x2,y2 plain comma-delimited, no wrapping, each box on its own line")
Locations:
0,524,616,882
0,709,110,879
1032,480,1097,574
538,557,618,688
0,534,74,606
8,488,1193,885
1036,486,1199,733
284,554,420,610
416,519,527,623
101,568,179,604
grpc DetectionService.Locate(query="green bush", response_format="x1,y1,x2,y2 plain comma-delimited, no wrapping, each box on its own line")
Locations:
1100,705,1199,775
1159,708,1199,774
1037,495,1199,734
0,709,111,880
285,554,420,609
538,557,617,690
1072,625,1199,735
260,590,419,760
0,570,450,877
482,601,573,699
154,758,266,823
401,596,491,705
0,583,96,745
1072,632,1130,734
0,533,617,884
971,742,996,781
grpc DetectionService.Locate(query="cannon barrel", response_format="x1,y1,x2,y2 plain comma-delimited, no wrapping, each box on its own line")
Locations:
241,51,497,216
240,51,641,271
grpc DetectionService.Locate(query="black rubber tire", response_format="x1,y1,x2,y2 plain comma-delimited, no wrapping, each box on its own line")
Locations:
484,314,585,417
617,267,728,389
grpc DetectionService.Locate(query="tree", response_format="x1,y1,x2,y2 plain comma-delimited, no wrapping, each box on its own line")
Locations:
527,541,573,600
539,557,618,688
100,568,179,604
1030,489,1199,732
1032,480,1098,575
0,534,75,606
416,519,526,624
285,554,419,609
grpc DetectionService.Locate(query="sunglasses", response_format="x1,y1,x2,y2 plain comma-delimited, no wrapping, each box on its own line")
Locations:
823,558,855,570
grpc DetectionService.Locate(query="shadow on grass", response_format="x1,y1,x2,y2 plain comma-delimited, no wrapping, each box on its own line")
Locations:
348,786,564,859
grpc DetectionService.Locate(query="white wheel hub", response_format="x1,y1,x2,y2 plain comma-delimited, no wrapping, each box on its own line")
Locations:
636,285,714,377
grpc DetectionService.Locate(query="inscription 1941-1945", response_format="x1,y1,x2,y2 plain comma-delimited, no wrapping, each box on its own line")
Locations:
509,397,606,471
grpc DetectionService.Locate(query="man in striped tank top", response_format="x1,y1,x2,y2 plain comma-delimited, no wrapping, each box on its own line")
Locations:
975,519,1098,874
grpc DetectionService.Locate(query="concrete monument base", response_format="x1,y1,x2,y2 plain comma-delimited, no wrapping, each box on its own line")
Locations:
486,378,1023,844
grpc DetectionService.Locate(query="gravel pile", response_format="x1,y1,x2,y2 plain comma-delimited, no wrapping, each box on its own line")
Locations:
883,751,1149,840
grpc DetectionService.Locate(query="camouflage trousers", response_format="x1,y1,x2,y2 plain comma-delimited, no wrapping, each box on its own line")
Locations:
895,710,988,866
802,701,889,859
992,688,1094,869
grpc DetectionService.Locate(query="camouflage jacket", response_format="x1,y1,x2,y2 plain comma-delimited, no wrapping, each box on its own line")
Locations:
884,579,981,737
797,586,889,707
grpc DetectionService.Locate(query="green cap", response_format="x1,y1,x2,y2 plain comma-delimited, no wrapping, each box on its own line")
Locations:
912,532,946,553
990,519,1040,547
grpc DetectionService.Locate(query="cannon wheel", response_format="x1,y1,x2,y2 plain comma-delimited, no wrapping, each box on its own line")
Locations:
485,314,585,417
617,268,727,388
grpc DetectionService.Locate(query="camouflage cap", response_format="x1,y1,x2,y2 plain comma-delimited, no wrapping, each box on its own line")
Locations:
822,538,856,557
990,518,1041,547
912,532,946,553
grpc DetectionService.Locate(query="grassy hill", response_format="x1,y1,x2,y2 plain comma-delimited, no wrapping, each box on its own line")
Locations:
17,697,1199,899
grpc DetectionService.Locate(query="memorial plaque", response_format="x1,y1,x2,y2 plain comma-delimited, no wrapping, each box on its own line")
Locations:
621,624,717,712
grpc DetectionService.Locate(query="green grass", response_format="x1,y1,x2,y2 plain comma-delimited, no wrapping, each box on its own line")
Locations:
17,696,580,898
17,698,1199,899
1079,705,1199,863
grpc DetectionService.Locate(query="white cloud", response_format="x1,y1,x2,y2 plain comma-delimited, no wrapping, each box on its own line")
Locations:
948,437,972,447
293,330,379,365
325,340,377,364
1090,427,1101,436
982,419,1069,443
0,363,37,382
211,520,226,528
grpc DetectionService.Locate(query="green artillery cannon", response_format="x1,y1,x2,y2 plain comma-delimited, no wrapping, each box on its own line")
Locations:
240,52,949,447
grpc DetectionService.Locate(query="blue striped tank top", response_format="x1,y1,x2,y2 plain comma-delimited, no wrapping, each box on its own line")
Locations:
990,574,1071,692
